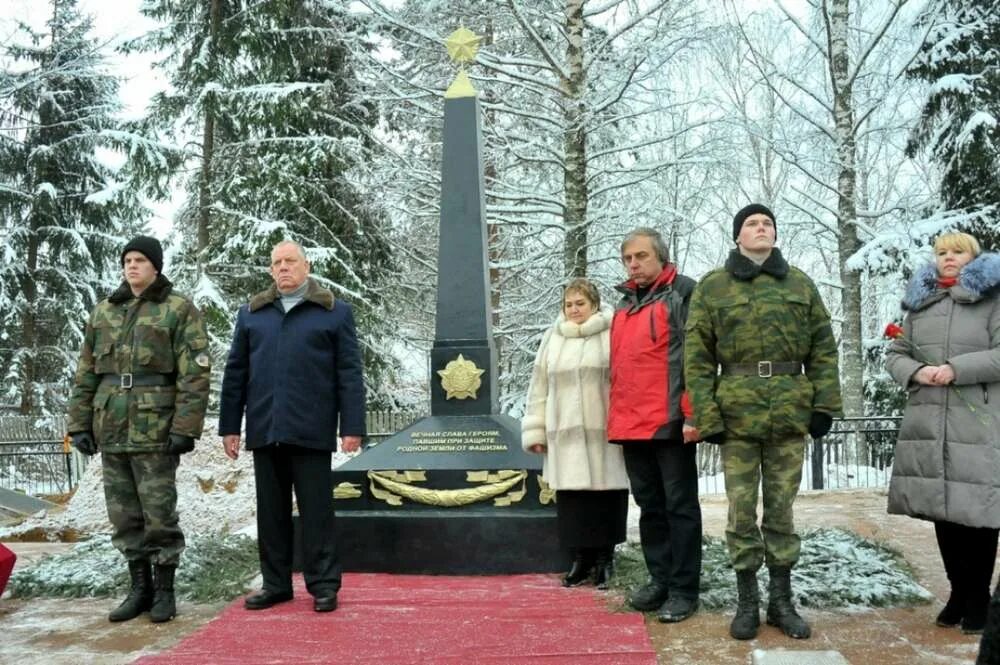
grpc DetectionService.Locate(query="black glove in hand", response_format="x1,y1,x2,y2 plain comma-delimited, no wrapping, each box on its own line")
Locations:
166,433,195,455
808,412,833,439
70,431,97,456
703,431,726,445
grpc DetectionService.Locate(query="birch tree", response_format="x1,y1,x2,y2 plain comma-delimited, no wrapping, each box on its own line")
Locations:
357,0,704,411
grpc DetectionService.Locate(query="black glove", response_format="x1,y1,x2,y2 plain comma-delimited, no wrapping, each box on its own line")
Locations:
808,412,833,439
166,433,195,455
70,431,97,456
703,431,726,445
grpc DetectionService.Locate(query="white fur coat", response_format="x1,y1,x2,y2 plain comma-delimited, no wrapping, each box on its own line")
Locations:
521,307,629,491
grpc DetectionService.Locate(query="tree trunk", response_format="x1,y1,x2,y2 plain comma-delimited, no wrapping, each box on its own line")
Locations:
829,0,864,423
197,0,222,274
484,20,502,355
562,0,587,277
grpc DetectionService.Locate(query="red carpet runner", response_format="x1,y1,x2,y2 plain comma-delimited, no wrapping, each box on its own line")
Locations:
135,573,656,664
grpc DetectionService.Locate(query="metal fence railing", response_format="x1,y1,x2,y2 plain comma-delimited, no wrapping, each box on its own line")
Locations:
0,412,902,498
0,415,85,497
694,416,902,495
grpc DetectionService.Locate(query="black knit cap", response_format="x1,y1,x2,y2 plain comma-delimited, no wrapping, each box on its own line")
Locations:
732,203,776,242
121,235,163,274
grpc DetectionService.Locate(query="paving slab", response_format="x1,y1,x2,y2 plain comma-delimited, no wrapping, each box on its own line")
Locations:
752,649,851,665
0,487,55,516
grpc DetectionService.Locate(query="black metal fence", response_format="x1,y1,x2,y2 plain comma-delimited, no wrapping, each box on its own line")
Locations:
0,415,84,497
694,415,902,494
0,412,903,497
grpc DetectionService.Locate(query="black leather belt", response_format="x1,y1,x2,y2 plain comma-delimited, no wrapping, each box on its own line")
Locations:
720,362,803,378
100,373,173,389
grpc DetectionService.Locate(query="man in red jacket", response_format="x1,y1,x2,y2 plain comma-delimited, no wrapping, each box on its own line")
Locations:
609,227,702,623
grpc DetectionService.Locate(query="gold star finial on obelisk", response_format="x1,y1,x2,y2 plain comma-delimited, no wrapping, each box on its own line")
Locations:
444,26,481,99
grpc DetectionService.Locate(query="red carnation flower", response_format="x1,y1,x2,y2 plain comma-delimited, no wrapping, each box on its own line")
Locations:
884,323,904,339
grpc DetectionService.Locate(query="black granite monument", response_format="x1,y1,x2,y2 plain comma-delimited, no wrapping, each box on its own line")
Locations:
328,28,564,574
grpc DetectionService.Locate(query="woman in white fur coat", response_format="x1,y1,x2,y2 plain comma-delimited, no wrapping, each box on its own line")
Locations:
522,278,629,588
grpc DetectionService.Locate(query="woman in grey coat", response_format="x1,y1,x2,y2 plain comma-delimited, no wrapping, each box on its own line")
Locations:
886,232,1000,635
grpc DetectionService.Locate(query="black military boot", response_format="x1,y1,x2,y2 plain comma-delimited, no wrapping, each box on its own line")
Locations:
562,549,594,587
109,559,153,622
593,548,615,590
149,564,177,623
730,569,761,640
766,566,811,639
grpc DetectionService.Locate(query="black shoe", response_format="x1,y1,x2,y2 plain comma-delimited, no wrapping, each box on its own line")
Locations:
593,555,614,591
936,591,964,627
629,581,670,612
961,591,989,634
314,594,338,612
657,596,699,623
244,589,294,610
562,554,594,587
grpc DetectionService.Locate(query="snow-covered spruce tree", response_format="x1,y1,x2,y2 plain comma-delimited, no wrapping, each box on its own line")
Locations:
0,0,164,414
358,0,704,413
128,1,398,404
907,0,1000,240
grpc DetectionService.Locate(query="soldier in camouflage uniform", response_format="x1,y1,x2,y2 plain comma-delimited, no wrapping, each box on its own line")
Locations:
684,204,842,640
67,236,211,624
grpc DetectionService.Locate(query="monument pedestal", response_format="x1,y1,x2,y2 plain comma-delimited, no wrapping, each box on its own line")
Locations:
329,414,567,574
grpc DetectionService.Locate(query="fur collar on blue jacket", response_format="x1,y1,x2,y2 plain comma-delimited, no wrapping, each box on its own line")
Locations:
902,252,1000,311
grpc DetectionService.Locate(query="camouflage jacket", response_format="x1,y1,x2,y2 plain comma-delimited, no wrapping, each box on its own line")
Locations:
684,249,842,441
67,275,211,453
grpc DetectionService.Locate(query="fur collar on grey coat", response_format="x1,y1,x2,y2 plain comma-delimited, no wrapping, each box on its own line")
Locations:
902,252,1000,311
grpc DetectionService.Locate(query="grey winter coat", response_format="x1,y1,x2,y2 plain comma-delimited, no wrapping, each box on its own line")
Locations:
886,253,1000,528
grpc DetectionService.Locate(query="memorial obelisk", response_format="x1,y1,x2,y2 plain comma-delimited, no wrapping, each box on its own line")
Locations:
329,28,564,574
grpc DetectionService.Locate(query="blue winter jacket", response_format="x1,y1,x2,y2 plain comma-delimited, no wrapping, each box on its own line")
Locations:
218,278,366,450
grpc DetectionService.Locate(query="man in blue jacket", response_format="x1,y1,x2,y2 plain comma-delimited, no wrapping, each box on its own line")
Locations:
219,240,365,613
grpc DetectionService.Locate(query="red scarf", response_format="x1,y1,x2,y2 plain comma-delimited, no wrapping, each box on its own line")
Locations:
938,276,958,289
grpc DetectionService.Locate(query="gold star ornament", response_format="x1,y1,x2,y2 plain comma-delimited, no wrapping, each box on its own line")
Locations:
437,354,486,400
445,26,481,64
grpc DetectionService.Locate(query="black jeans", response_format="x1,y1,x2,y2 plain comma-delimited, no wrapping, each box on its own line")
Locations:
622,441,702,599
252,444,342,597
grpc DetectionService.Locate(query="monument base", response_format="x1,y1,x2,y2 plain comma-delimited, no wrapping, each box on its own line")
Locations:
293,510,569,575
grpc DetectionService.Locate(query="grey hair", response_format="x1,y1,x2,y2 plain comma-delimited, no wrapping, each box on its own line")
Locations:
271,239,308,263
620,227,669,264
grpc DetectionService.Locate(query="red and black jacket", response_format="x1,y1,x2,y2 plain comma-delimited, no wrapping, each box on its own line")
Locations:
608,264,695,443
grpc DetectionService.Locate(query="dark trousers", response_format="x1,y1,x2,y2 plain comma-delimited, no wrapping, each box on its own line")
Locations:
253,444,341,597
622,441,702,599
936,520,999,609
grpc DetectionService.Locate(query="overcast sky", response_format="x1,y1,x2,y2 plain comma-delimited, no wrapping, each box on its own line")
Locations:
2,0,163,119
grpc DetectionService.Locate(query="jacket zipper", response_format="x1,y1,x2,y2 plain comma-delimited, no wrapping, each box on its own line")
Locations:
649,307,656,341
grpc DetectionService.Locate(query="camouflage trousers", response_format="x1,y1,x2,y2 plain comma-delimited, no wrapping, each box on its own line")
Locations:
102,452,184,566
721,437,805,571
